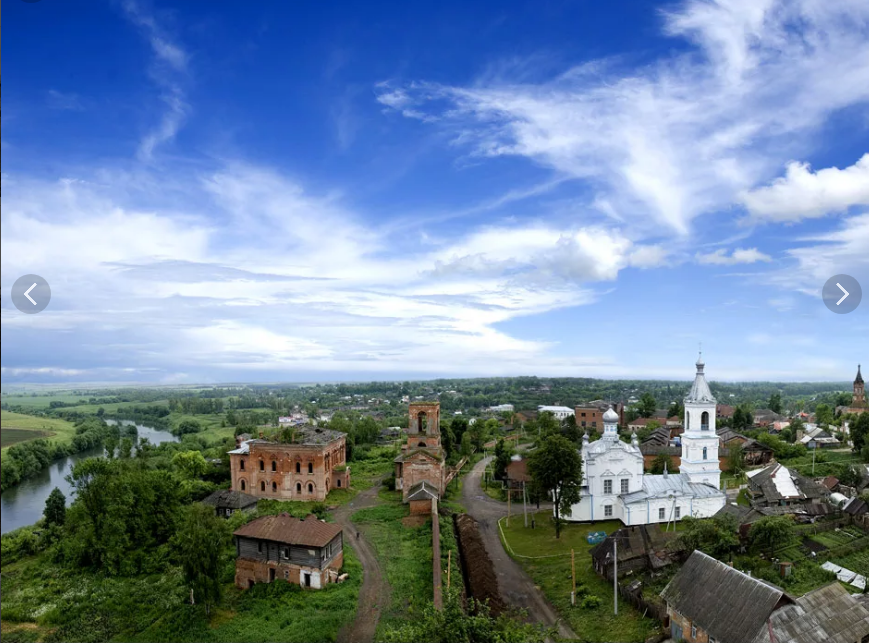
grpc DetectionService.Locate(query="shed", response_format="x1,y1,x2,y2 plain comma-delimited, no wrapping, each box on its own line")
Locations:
202,489,260,518
406,480,439,515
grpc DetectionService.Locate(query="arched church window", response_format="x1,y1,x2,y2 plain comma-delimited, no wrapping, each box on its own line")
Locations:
418,412,428,434
701,411,709,431
240,480,246,491
702,447,707,460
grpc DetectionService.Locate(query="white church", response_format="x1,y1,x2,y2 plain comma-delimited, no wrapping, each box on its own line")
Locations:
563,354,726,526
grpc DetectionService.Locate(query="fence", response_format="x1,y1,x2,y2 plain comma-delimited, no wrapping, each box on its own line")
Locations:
618,581,668,623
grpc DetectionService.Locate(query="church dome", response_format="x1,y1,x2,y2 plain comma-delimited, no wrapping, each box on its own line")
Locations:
603,407,619,422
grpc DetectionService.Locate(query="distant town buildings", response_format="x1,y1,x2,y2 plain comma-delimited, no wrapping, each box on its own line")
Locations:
537,405,574,421
488,404,515,413
233,513,344,590
228,426,350,502
563,355,726,526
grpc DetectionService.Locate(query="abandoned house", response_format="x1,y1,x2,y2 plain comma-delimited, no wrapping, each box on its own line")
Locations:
590,524,682,580
233,513,344,590
228,425,350,502
202,489,259,518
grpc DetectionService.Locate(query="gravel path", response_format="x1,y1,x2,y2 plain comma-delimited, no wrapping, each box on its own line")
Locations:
462,457,577,640
334,484,391,643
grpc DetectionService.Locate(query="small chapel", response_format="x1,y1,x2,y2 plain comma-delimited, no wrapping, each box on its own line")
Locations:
563,354,726,526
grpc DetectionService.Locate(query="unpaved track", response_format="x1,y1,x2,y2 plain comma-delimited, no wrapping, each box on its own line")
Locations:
334,483,391,643
462,457,576,640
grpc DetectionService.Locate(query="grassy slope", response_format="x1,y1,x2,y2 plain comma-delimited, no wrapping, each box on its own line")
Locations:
500,511,659,643
0,544,362,643
1,411,78,458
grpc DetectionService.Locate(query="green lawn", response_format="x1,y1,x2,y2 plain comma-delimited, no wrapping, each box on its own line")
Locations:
1,410,78,456
0,541,362,643
500,512,660,643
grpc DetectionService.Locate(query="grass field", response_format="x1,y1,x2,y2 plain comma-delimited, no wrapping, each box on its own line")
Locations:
500,512,660,643
1,411,78,456
352,499,435,639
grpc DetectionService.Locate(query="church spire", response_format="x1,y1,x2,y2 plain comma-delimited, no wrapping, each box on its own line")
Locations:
857,364,864,385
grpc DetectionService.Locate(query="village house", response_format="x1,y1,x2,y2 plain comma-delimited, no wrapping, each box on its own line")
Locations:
395,402,446,501
228,425,350,502
202,489,259,518
233,513,344,590
661,550,869,643
746,463,830,509
716,428,774,466
505,453,530,489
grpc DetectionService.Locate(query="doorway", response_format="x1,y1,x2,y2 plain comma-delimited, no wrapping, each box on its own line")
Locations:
304,573,311,588
269,568,276,582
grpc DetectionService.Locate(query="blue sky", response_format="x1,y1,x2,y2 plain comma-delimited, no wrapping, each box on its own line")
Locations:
2,0,868,384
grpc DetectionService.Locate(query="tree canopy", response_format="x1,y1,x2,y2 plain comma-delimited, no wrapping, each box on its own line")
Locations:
527,434,582,538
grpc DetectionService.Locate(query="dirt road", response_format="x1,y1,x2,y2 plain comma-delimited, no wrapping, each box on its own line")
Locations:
462,457,576,640
334,484,391,643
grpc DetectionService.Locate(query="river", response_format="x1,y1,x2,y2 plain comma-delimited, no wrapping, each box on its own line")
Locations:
0,421,178,535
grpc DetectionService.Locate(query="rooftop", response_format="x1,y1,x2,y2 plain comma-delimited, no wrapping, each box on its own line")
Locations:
233,513,343,548
228,425,346,454
749,582,869,643
202,489,260,510
406,480,440,502
661,550,792,643
622,473,724,504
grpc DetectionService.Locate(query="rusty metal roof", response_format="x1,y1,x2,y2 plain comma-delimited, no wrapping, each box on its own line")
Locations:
234,514,342,548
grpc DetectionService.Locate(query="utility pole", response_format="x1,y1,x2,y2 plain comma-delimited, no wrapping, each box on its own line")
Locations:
571,549,576,606
614,537,618,615
507,486,512,527
523,481,528,528
812,443,817,476
447,550,451,590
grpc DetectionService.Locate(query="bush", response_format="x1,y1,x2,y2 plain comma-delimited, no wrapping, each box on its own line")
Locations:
580,595,602,609
383,476,397,491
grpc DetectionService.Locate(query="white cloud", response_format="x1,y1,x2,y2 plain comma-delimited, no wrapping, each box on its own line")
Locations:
741,155,869,222
379,0,869,234
770,213,869,295
696,247,772,265
47,90,84,111
2,165,670,378
120,1,190,160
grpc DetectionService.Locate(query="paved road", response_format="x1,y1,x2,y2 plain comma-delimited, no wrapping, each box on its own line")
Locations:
462,457,576,640
334,484,391,643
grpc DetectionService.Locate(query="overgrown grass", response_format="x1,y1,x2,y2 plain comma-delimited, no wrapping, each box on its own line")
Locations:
0,542,362,643
500,511,660,643
352,502,434,638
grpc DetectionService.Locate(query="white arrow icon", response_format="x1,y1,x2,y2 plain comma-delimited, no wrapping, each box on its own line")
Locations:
24,283,38,306
836,283,849,306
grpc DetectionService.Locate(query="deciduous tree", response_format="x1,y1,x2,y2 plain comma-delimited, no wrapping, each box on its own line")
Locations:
171,503,230,616
527,435,582,538
44,487,67,527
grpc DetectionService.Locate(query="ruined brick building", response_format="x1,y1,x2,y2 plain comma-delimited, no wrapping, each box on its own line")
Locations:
394,402,446,502
229,425,350,502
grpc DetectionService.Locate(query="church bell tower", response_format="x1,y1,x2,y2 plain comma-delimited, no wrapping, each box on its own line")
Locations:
680,353,721,489
854,365,865,408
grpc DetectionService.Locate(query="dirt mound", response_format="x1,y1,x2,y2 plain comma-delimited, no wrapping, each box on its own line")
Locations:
454,513,506,616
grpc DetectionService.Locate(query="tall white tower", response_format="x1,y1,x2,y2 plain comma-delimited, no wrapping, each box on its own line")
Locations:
680,352,721,489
